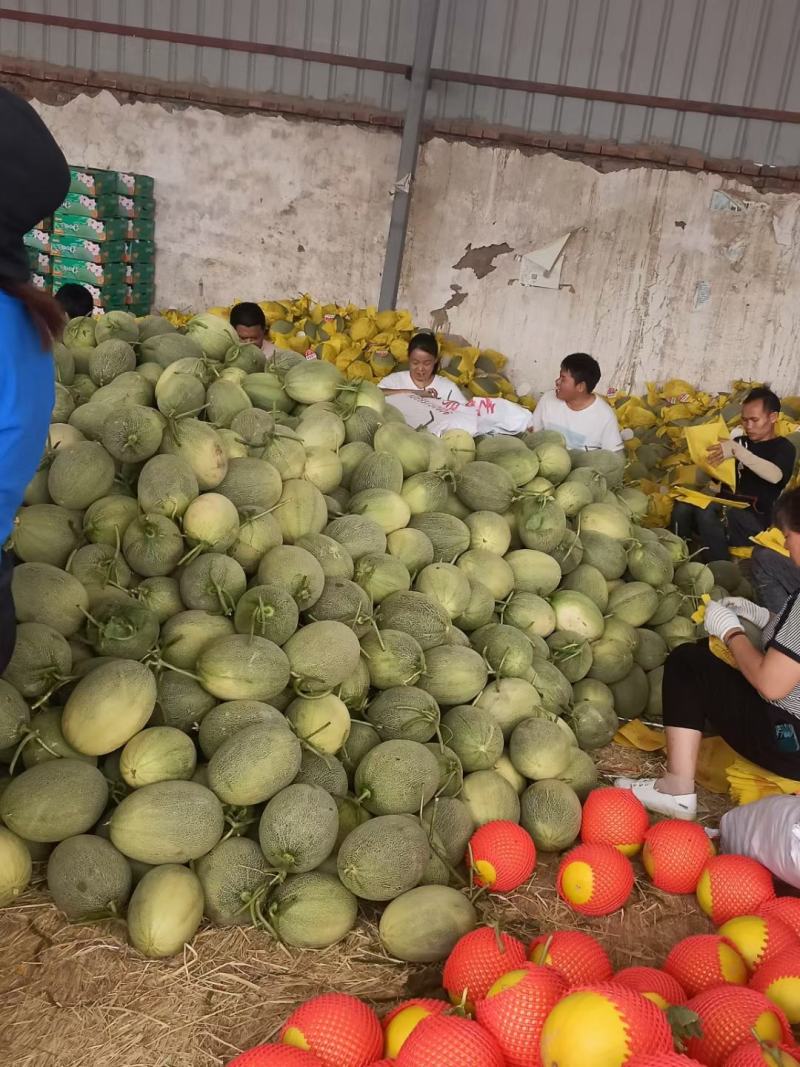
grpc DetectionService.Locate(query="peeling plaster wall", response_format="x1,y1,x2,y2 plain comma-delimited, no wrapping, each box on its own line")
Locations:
403,140,800,395
30,91,800,395
31,92,399,311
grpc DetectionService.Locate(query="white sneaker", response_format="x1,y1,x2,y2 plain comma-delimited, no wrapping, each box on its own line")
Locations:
614,777,697,820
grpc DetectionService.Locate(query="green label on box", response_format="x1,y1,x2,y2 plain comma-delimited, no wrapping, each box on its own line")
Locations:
116,172,155,198
23,229,51,253
52,257,128,286
58,192,124,219
31,273,51,293
68,167,117,197
127,218,155,241
126,263,156,286
51,236,126,264
53,214,129,242
123,239,155,263
116,196,155,219
26,249,51,274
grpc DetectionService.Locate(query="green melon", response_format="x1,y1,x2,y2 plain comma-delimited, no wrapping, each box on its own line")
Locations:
285,693,351,755
365,686,440,743
119,727,197,788
127,864,205,958
340,721,381,779
207,721,301,806
520,779,583,850
46,834,132,919
377,590,451,650
425,742,464,797
197,700,284,759
258,783,339,872
556,748,600,800
0,827,32,906
420,796,474,864
354,740,439,815
268,871,358,948
509,718,572,780
293,750,349,797
441,706,503,772
379,885,477,962
110,780,224,864
419,645,488,706
0,680,30,749
0,760,108,842
336,814,429,901
474,677,542,737
569,700,619,750
62,659,157,756
197,634,291,702
257,544,326,609
460,770,521,826
360,629,426,689
194,837,270,925
21,708,97,769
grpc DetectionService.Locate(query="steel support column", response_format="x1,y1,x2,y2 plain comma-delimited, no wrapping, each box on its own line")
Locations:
378,0,440,311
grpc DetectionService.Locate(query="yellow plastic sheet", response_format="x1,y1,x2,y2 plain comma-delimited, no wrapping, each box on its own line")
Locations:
670,488,749,510
751,527,790,557
684,417,737,491
614,721,666,751
727,757,800,805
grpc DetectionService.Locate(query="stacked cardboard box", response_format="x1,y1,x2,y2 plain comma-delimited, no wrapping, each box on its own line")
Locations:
24,219,54,293
43,167,156,315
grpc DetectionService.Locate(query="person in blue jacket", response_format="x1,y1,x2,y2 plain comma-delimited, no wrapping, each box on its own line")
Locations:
0,89,70,672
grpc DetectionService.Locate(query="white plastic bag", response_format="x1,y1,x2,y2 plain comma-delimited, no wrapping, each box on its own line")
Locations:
719,795,800,888
385,393,530,437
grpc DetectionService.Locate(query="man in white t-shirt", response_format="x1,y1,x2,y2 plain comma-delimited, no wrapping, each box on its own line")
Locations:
530,352,623,452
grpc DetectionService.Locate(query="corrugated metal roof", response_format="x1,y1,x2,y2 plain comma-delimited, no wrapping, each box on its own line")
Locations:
1,0,799,165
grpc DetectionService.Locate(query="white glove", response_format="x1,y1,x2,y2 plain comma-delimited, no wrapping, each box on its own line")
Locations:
720,596,770,629
703,601,743,642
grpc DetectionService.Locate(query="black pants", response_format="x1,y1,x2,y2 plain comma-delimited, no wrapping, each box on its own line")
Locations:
671,501,765,562
664,641,800,778
0,550,16,674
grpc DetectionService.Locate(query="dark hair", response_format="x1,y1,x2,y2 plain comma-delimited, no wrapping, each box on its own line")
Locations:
743,386,780,415
55,283,94,320
0,279,65,347
230,302,266,330
408,332,439,360
773,488,800,533
561,352,601,393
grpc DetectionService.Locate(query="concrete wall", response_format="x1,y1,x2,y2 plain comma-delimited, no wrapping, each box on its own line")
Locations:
33,91,800,396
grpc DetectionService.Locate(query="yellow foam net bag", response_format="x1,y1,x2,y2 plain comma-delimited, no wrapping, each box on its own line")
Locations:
683,417,737,491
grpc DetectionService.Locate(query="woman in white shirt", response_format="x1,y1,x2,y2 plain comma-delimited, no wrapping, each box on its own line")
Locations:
379,332,464,402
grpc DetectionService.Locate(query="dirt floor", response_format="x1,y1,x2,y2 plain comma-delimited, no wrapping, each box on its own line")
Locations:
0,746,729,1067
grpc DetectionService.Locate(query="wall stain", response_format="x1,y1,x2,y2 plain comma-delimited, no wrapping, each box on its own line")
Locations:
453,242,513,279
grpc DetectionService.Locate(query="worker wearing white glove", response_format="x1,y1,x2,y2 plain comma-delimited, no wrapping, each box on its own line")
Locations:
617,487,800,822
702,601,746,643
719,596,771,630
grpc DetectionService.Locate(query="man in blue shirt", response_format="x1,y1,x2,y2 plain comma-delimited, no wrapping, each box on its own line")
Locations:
0,88,70,671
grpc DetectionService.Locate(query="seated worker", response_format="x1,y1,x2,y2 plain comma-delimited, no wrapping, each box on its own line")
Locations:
671,387,796,562
54,282,93,319
529,352,623,451
616,486,800,819
379,332,464,402
230,302,267,347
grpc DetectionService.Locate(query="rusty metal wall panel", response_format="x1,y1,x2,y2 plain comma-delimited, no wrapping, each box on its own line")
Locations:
1,0,799,164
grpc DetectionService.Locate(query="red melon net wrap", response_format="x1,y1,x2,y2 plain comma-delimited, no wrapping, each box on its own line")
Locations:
279,993,383,1067
474,962,567,1067
613,965,687,1005
467,820,536,892
698,854,775,925
664,934,748,997
685,986,792,1067
442,927,527,1005
580,787,649,851
528,929,613,987
394,1014,506,1067
641,819,714,894
556,843,634,916
227,1047,326,1066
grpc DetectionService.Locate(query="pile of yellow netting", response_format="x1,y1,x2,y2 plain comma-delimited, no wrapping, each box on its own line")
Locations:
162,296,530,406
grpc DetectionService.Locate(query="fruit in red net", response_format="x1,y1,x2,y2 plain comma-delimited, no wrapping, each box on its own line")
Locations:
718,914,798,972
759,897,800,940
466,820,536,892
580,787,649,856
528,929,613,987
613,965,687,1008
750,945,800,1025
557,842,634,916
380,999,449,1059
227,1047,326,1066
626,1056,705,1067
642,819,714,894
723,1039,800,1065
684,986,792,1067
664,934,750,997
394,1014,505,1067
539,983,674,1066
475,962,567,1067
696,854,775,926
280,993,383,1067
442,927,527,1010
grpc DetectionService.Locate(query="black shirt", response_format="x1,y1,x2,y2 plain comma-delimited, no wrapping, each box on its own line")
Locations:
721,435,796,518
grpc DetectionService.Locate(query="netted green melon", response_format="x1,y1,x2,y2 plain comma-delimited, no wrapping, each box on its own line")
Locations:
285,693,351,754
419,645,488,706
293,750,349,797
460,770,521,826
197,700,285,759
569,700,619,750
207,720,301,806
119,726,197,788
520,779,582,850
379,885,477,962
509,718,572,780
268,871,358,948
441,706,503,773
365,686,440,743
110,780,224,864
337,814,429,900
127,863,204,959
194,836,270,925
0,760,108,842
474,677,541,737
556,747,600,799
258,783,339,873
354,740,439,815
46,834,132,919
425,742,464,797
